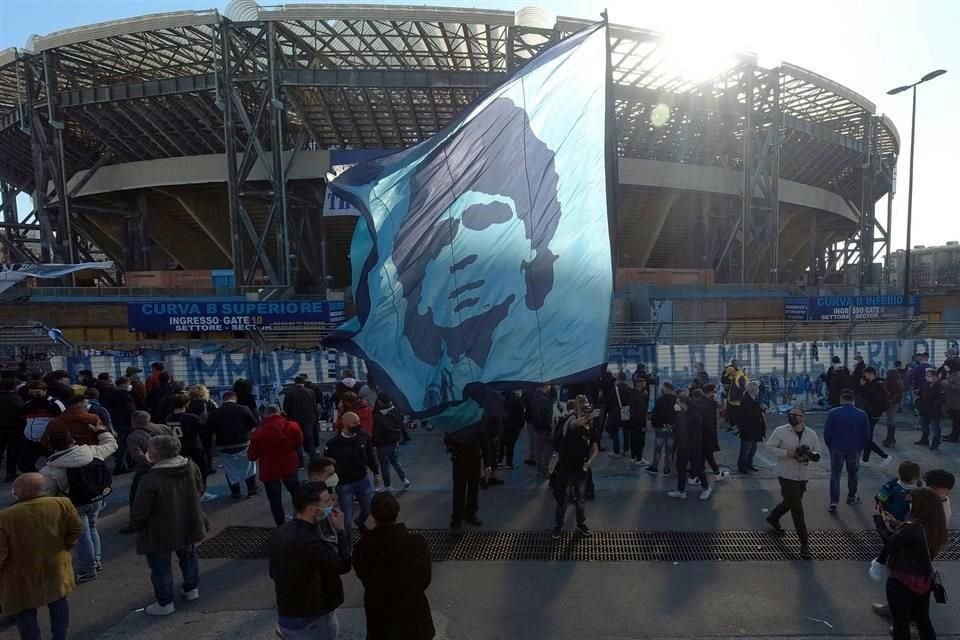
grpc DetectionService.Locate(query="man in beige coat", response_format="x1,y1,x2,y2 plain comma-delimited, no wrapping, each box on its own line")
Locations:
0,472,83,639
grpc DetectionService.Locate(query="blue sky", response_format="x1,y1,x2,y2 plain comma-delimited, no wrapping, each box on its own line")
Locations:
1,0,958,255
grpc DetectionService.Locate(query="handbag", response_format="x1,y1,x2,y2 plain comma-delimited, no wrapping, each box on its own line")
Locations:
615,385,631,422
922,527,948,604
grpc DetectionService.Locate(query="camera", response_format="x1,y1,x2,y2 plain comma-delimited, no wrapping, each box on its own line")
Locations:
795,444,821,463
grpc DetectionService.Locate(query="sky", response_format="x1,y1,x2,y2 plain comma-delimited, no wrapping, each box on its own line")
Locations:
1,0,958,257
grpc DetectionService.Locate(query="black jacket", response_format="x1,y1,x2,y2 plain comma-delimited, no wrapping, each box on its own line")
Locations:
673,410,703,452
693,396,720,454
826,367,854,408
875,518,936,579
323,432,380,483
207,402,258,449
556,423,592,474
443,421,492,467
503,393,525,433
353,523,435,640
651,394,676,430
0,391,25,433
628,390,649,430
165,412,209,475
270,519,351,618
531,389,553,432
862,378,888,419
102,388,136,429
917,380,946,419
737,394,765,442
372,408,404,447
149,386,177,423
283,385,318,429
45,380,74,405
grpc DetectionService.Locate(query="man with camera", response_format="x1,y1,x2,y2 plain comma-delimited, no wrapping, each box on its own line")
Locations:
765,406,821,560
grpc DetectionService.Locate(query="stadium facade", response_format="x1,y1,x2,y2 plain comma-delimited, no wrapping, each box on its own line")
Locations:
0,2,899,294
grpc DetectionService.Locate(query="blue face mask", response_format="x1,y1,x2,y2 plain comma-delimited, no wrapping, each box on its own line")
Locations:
319,505,334,521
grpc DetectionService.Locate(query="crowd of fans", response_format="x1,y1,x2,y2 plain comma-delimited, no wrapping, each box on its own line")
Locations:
0,351,957,640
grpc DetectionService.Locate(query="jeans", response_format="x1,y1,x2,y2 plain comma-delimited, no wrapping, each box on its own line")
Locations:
14,597,69,640
738,439,758,470
300,421,318,456
887,577,935,640
277,611,339,640
376,444,407,488
863,417,889,462
451,446,480,525
884,406,899,444
336,476,373,532
918,415,942,449
534,430,554,476
145,546,199,606
265,476,302,526
650,429,675,472
829,449,860,505
554,471,586,528
114,425,131,470
677,448,707,492
0,429,22,479
769,477,809,544
73,499,104,576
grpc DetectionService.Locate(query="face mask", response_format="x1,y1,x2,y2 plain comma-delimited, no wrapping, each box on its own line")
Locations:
673,404,682,412
833,364,842,370
318,505,334,521
325,473,339,489
788,415,802,427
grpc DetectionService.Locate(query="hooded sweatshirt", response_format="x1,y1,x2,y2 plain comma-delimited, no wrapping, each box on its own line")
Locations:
40,431,118,496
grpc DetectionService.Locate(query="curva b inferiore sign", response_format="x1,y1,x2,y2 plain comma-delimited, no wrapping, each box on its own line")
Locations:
784,295,920,321
128,300,345,333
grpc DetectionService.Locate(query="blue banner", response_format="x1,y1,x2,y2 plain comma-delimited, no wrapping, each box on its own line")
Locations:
784,295,920,321
128,300,345,333
323,23,612,420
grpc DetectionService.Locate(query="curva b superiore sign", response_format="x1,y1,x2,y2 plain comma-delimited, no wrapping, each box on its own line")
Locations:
784,295,920,321
128,300,345,333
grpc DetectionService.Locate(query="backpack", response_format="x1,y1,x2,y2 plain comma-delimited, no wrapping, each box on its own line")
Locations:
65,458,113,505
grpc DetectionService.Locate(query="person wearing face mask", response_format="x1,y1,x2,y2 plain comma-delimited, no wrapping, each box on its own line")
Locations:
736,382,766,474
668,395,710,500
249,405,305,527
324,412,382,534
372,394,411,492
270,483,350,640
307,456,339,488
765,406,820,560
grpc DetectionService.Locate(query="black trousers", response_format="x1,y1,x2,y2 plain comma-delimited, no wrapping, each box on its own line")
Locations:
702,451,720,474
947,409,960,439
18,440,45,474
863,416,889,462
769,477,809,544
630,426,646,461
501,423,522,466
0,430,22,479
887,577,935,640
676,447,707,492
451,446,481,525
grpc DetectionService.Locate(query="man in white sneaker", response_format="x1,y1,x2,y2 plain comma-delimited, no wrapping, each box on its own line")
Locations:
130,435,206,615
765,406,820,560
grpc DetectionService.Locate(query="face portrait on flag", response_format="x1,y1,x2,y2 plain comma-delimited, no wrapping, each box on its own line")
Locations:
325,23,612,418
391,97,561,369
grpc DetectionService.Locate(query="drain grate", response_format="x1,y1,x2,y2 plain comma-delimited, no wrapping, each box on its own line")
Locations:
199,527,960,562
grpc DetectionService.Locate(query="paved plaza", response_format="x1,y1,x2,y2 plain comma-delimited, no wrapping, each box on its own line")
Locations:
3,411,960,640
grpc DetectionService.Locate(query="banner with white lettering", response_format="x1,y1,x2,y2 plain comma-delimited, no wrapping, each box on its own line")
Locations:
127,300,346,333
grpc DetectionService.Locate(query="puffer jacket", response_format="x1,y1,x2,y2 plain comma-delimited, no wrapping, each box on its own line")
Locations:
40,431,118,495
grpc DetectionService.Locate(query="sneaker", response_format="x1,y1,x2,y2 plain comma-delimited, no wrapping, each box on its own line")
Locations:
575,523,593,536
76,573,97,584
182,588,199,602
860,460,871,467
847,495,862,505
766,516,785,535
872,602,891,619
639,458,650,466
664,469,672,476
715,470,730,481
688,476,697,485
699,487,713,500
383,486,394,493
403,478,412,489
631,459,644,466
667,490,687,499
552,527,562,540
828,503,838,513
799,543,812,560
879,456,893,468
145,602,176,616
644,466,659,476
748,465,760,472
201,492,218,503
504,464,515,470
95,560,103,572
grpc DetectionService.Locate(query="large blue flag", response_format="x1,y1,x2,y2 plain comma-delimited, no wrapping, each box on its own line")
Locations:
324,23,612,421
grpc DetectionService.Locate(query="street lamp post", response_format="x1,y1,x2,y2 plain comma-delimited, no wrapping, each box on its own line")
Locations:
887,69,947,314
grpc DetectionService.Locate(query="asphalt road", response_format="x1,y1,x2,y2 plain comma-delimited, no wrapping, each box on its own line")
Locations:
3,410,959,639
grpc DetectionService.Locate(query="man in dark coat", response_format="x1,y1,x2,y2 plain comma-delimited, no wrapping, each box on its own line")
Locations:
0,378,26,482
693,385,726,478
283,375,319,455
737,382,765,474
353,492,435,640
444,420,491,533
130,434,206,615
102,377,137,474
860,367,891,465
206,391,259,498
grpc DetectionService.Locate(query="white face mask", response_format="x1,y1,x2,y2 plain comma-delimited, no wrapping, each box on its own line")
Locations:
673,404,682,412
325,473,340,489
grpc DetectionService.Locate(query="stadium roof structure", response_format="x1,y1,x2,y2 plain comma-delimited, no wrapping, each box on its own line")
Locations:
0,3,898,291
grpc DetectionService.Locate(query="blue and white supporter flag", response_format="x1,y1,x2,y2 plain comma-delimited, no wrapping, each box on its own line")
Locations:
324,23,613,420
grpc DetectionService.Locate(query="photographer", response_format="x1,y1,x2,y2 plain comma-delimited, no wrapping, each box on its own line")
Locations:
765,406,820,560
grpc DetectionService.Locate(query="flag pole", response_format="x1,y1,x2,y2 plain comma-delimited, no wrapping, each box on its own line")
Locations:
601,10,619,278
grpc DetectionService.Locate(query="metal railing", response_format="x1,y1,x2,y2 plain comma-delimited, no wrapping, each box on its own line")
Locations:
25,285,294,299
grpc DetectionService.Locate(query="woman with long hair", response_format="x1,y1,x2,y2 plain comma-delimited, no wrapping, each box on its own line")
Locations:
875,487,947,640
